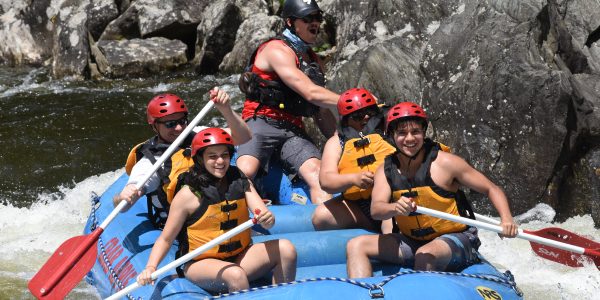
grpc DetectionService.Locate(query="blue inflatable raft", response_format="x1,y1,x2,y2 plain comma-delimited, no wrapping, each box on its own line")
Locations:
84,170,523,299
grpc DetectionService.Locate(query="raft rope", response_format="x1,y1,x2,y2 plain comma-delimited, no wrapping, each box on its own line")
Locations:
213,269,522,299
88,193,521,300
89,193,140,300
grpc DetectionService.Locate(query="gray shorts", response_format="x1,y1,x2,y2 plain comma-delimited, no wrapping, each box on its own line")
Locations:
393,226,481,271
236,117,321,176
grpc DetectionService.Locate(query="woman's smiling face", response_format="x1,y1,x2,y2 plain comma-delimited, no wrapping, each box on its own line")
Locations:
202,144,231,178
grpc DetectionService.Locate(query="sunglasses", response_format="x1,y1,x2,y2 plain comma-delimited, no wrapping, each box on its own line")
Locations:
349,107,379,121
300,14,324,23
157,117,188,129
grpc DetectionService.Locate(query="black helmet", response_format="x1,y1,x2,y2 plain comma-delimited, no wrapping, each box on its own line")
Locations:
281,0,322,19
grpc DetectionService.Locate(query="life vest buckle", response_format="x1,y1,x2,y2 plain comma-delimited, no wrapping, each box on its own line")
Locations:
357,154,376,166
401,191,418,198
411,227,435,237
218,240,242,253
353,137,371,148
220,219,238,230
221,203,238,212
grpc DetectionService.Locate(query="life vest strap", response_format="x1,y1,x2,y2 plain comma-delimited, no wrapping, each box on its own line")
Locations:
357,154,376,166
353,137,371,148
411,227,436,237
218,241,242,253
402,191,419,198
220,219,239,230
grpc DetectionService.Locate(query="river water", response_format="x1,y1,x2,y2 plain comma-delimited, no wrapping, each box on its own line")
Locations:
0,66,598,299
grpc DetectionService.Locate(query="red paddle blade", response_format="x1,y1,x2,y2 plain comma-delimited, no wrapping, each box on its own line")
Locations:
29,231,100,299
526,227,600,268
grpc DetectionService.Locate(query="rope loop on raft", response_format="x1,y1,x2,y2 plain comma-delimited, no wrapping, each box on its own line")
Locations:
214,269,521,299
89,193,141,300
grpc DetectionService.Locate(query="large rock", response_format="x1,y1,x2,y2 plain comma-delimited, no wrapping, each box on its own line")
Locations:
324,0,461,98
95,37,187,78
420,0,600,217
51,1,90,79
51,0,118,79
328,37,423,102
87,0,119,40
193,1,245,74
0,0,52,65
100,0,207,40
219,14,282,73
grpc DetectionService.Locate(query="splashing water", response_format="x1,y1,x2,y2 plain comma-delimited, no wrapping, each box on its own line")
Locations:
478,204,600,299
0,170,122,299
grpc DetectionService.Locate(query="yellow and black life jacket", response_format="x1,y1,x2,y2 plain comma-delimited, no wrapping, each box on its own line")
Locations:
124,134,195,228
337,114,396,201
384,139,475,240
177,166,252,260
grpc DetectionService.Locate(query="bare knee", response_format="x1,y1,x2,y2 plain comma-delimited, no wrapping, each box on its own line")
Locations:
414,249,438,271
299,158,321,187
346,236,370,257
236,155,259,179
221,266,248,285
311,204,333,229
278,239,297,262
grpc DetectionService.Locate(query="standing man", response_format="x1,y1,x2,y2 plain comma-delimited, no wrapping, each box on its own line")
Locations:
237,0,338,204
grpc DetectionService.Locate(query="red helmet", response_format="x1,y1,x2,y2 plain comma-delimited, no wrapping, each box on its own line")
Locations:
385,102,428,131
191,128,234,157
337,88,378,117
146,93,188,124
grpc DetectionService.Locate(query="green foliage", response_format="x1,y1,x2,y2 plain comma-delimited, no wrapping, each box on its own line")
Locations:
312,43,331,53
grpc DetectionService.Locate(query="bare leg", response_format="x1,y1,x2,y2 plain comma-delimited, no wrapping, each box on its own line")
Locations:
238,239,297,284
414,239,452,271
184,258,249,293
312,197,377,231
298,157,331,204
236,154,261,179
346,234,404,278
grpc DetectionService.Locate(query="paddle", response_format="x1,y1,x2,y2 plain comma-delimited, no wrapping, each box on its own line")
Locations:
28,100,215,300
415,206,600,269
105,214,258,300
474,212,600,268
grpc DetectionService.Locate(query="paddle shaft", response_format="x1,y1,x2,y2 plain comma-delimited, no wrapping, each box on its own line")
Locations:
105,218,255,300
99,101,215,230
416,206,588,255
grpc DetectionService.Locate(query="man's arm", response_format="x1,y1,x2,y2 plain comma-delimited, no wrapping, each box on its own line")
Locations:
114,157,161,209
441,152,518,237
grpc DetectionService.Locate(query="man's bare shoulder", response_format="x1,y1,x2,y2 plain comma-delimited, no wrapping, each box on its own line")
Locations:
260,40,295,59
435,150,468,170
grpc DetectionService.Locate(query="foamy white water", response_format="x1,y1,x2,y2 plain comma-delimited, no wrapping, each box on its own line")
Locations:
0,170,122,299
478,207,600,299
0,172,598,299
